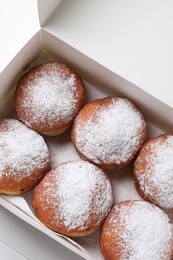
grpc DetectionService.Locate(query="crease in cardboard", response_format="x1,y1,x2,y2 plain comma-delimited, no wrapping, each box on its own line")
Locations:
37,0,62,27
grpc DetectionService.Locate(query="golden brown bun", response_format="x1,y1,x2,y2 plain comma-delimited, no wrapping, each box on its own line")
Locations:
32,160,113,237
71,97,147,170
15,62,85,135
100,200,173,260
0,119,49,195
134,134,173,211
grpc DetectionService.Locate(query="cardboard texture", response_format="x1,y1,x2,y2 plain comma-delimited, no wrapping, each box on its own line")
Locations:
1,1,173,259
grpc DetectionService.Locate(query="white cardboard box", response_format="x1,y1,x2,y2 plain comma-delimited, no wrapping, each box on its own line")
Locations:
0,1,173,259
0,205,83,260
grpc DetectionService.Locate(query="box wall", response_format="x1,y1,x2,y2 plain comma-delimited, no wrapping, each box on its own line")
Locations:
0,32,42,118
41,29,173,134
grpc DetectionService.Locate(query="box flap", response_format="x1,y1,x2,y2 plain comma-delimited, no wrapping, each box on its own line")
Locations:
37,0,61,27
0,0,39,73
40,0,173,109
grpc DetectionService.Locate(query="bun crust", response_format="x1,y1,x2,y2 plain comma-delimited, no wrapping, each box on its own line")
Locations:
32,160,113,237
15,62,85,135
0,119,49,195
100,200,173,260
72,97,147,169
134,134,173,210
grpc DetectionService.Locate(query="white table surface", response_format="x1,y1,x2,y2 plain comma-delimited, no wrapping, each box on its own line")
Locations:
0,206,84,260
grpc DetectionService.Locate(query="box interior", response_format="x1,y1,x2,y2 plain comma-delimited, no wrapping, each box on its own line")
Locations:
42,30,173,134
1,28,173,259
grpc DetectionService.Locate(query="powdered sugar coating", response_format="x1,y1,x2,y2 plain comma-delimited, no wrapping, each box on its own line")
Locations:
72,97,147,168
33,161,113,234
134,134,173,210
15,62,85,133
101,201,173,260
0,119,49,181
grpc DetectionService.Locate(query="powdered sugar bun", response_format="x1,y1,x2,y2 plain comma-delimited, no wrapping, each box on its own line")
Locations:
15,62,85,135
134,134,173,211
32,160,113,237
100,200,173,260
71,97,147,170
0,119,49,195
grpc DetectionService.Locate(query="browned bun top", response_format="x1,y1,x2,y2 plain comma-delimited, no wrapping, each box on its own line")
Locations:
134,134,173,210
32,160,113,237
0,118,49,194
100,200,173,260
71,97,147,169
15,62,85,134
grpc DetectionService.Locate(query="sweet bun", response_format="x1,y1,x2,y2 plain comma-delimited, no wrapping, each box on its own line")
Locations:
0,119,49,195
71,97,147,170
32,160,113,237
15,62,85,135
134,134,173,211
100,200,173,260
